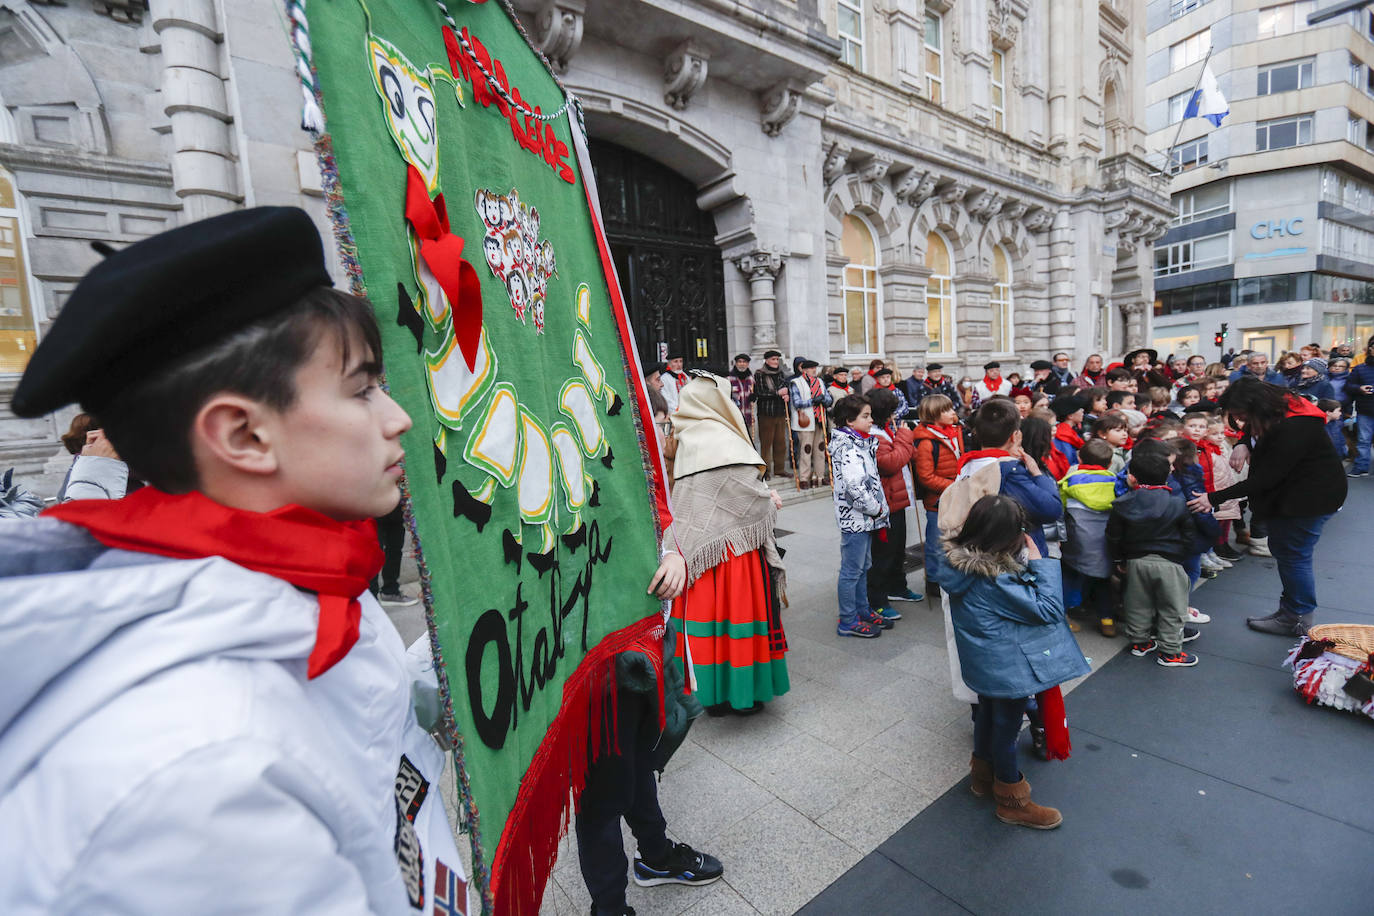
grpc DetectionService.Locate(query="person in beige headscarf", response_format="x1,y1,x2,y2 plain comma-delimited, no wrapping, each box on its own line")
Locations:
670,373,789,715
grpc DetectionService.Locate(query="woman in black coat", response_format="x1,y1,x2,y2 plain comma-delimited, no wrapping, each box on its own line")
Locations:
1188,378,1347,636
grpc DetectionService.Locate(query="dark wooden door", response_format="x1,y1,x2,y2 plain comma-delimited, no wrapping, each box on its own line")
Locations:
589,140,727,371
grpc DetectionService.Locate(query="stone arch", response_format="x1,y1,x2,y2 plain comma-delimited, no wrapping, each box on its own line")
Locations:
0,2,109,154
823,174,905,264
977,214,1034,281
909,198,978,276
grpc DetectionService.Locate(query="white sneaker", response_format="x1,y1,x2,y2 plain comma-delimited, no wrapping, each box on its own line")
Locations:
1199,554,1223,572
1207,550,1232,569
1248,537,1272,558
1188,606,1211,624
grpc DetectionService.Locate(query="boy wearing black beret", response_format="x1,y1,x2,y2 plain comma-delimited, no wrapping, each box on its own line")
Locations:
0,208,471,911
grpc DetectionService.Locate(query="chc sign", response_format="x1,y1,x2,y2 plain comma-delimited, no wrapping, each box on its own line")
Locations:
1251,217,1304,239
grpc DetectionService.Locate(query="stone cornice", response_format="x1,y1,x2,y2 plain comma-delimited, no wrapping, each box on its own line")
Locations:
0,144,173,187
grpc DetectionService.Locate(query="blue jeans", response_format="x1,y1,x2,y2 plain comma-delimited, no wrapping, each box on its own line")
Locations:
1267,513,1334,617
838,529,873,628
1327,419,1348,459
1354,414,1374,474
973,695,1029,784
923,509,941,589
1182,553,1201,588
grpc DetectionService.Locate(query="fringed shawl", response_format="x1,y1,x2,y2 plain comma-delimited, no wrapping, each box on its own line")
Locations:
671,464,785,594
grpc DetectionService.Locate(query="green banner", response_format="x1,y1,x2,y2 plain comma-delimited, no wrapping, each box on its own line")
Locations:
305,1,667,911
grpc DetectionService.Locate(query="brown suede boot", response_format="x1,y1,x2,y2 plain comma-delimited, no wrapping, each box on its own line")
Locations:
969,755,993,798
993,777,1063,829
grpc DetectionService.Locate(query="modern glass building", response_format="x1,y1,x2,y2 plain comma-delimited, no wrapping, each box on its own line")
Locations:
1145,0,1374,360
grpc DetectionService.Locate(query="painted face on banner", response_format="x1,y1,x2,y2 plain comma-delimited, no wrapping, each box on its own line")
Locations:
369,35,439,190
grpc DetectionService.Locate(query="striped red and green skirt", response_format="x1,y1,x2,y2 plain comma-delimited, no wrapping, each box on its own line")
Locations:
676,548,789,710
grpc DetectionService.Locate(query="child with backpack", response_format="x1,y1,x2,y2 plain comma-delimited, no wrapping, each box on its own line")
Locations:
1059,438,1121,637
911,394,964,600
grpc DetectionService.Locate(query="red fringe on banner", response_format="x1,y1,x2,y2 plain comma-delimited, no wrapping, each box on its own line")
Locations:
489,614,666,915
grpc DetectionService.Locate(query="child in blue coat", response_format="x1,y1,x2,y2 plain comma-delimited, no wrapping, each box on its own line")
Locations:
936,494,1090,830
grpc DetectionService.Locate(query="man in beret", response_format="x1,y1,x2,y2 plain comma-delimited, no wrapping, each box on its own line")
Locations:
786,359,834,488
919,362,960,406
0,208,691,912
1028,359,1062,397
975,360,1012,402
753,349,791,478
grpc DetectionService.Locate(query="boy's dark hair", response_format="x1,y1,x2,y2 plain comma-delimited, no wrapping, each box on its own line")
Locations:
1130,450,1172,486
1093,411,1128,436
971,398,1021,449
1105,390,1135,409
1079,438,1114,466
1019,416,1052,467
831,393,870,428
950,493,1028,558
866,388,899,425
1317,397,1341,412
99,287,382,493
1172,437,1200,467
1082,385,1108,408
1148,386,1172,408
1105,367,1133,384
1137,415,1183,441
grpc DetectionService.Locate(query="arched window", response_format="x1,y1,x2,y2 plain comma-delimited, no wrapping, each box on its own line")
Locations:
841,214,881,355
991,244,1014,354
925,231,955,354
0,169,37,375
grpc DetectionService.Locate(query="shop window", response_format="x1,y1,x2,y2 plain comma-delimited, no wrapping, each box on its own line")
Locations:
841,214,881,355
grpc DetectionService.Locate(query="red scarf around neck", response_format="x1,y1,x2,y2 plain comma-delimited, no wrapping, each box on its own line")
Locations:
958,447,1012,471
45,488,383,679
982,374,1003,391
1054,422,1085,449
1186,433,1221,491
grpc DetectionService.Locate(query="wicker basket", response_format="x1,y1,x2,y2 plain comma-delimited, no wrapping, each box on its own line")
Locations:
1306,624,1374,662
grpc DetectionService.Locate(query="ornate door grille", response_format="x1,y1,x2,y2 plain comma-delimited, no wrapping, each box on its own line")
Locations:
589,140,727,371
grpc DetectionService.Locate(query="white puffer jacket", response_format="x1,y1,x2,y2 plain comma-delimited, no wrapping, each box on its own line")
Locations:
828,428,889,533
0,518,470,915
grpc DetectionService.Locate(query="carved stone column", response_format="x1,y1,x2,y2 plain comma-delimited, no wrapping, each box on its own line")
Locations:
734,249,786,351
1120,300,1148,352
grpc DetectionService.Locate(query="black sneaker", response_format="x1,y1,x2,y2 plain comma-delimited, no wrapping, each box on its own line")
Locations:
633,842,724,888
1181,626,1199,643
1129,639,1157,657
1348,470,1369,478
1157,650,1199,667
1214,544,1244,561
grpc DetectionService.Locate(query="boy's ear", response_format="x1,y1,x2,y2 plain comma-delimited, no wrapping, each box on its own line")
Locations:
193,395,279,477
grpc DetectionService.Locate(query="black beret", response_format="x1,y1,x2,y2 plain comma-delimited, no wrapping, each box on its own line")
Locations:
647,361,668,376
983,361,1001,370
800,359,819,369
763,349,782,359
1029,359,1054,371
1052,395,1086,421
926,363,943,371
733,353,751,363
1183,402,1217,414
873,366,894,378
12,207,331,418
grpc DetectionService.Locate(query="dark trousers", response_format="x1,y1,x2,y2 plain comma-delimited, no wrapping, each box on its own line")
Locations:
373,504,404,593
973,695,1029,784
867,510,907,607
1082,574,1113,622
575,690,671,914
758,414,790,476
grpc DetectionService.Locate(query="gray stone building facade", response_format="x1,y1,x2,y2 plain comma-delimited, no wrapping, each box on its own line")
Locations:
0,0,1166,476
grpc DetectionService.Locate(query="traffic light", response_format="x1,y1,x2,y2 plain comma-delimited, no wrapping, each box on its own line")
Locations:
1214,331,1224,347
1220,322,1229,339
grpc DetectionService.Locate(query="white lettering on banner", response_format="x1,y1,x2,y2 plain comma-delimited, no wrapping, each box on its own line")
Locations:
1251,218,1304,240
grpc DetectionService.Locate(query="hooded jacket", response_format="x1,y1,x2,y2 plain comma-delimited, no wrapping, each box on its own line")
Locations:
0,519,467,915
1058,465,1117,579
829,428,889,532
934,547,1088,699
873,424,917,513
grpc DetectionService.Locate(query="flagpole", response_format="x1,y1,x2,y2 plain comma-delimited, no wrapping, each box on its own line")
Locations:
1161,43,1215,177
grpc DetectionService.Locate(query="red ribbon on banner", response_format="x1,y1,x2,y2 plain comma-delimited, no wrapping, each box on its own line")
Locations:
403,163,484,371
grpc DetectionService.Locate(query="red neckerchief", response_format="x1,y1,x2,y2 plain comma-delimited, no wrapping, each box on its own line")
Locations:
923,376,944,390
44,488,383,679
1075,464,1108,472
982,374,1002,390
1135,484,1172,491
1184,433,1218,491
667,370,688,390
1045,448,1070,480
1285,395,1328,420
958,447,1012,471
925,423,964,458
807,374,826,425
832,382,852,394
403,164,483,370
1054,422,1085,449
1080,370,1103,385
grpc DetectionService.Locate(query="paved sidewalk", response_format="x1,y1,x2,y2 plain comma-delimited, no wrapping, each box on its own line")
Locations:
802,482,1374,914
526,496,1121,916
